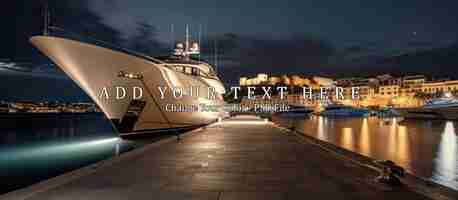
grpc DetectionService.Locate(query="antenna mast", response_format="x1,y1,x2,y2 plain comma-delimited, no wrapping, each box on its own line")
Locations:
185,24,190,54
170,24,174,50
43,0,50,36
198,24,202,61
214,39,218,74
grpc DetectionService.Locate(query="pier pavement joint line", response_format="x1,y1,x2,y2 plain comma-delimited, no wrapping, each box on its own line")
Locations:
216,191,222,200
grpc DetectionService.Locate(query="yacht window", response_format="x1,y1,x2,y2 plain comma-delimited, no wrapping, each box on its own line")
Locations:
192,67,199,76
169,64,217,79
184,67,192,75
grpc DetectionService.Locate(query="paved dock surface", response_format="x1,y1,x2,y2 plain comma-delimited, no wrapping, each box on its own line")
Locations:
4,115,435,200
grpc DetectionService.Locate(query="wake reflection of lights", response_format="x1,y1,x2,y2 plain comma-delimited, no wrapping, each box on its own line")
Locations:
388,119,397,158
342,127,354,151
360,118,371,156
83,138,119,146
397,125,411,168
0,137,120,160
317,116,326,140
434,121,457,186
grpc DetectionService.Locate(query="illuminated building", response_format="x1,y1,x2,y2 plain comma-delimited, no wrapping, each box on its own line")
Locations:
379,85,400,97
257,73,268,83
239,77,248,86
239,73,458,108
421,80,458,94
268,77,281,85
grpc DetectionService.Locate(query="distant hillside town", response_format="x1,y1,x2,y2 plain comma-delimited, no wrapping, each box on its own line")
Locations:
0,100,101,114
238,73,458,108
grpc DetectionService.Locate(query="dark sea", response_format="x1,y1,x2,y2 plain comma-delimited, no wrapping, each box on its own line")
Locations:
0,113,161,194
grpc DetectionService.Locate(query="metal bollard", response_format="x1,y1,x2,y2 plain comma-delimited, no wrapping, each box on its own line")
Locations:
374,160,403,186
176,132,181,142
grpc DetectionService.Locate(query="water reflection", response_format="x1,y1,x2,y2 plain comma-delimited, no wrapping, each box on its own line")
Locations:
433,121,458,187
341,127,354,151
359,118,371,156
387,119,397,158
273,116,458,190
0,137,121,162
0,114,135,194
397,126,411,168
317,116,327,140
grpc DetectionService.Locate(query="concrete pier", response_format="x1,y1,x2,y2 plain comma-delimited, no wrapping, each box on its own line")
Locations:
1,115,452,200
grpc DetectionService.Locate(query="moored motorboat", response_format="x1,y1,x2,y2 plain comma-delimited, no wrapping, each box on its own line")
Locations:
319,104,369,117
396,93,458,120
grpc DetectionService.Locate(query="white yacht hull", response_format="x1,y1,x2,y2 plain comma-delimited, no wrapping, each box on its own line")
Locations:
30,36,225,135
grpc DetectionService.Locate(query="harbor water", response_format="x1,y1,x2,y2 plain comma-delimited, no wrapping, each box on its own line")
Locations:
274,115,458,190
0,113,157,194
2,113,457,194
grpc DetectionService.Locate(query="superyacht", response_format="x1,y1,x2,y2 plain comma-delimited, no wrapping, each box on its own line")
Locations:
31,22,226,135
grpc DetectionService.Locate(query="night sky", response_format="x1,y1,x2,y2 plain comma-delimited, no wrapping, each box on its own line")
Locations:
3,0,458,101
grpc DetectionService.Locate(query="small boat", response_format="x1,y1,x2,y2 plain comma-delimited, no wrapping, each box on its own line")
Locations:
397,93,458,120
378,107,401,118
423,94,458,109
320,104,369,117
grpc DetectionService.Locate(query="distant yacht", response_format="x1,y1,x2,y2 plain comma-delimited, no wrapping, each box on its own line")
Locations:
423,94,458,109
30,27,226,136
397,93,458,120
319,104,369,117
